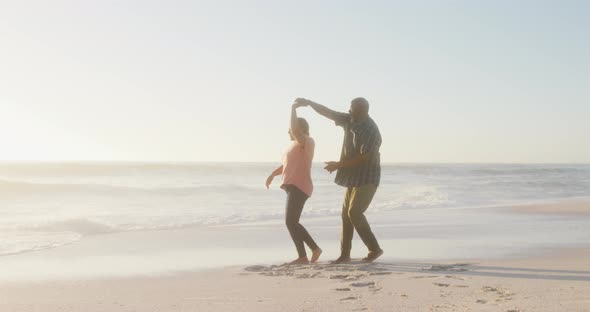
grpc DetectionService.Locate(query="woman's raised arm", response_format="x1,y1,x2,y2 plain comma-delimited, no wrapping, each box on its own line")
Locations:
290,103,306,145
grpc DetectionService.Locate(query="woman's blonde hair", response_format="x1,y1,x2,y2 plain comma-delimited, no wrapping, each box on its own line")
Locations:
298,118,310,135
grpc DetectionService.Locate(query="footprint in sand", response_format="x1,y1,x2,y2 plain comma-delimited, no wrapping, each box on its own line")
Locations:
482,286,515,301
369,271,393,276
476,299,488,304
412,275,439,279
310,272,322,278
370,286,383,292
433,283,450,287
340,296,359,301
432,303,454,311
244,265,269,272
335,288,351,292
351,281,376,287
295,273,311,279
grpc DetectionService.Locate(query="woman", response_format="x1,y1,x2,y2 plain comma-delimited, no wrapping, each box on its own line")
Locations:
265,102,322,264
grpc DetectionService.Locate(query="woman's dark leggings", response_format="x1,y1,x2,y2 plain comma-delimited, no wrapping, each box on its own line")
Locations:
284,184,319,258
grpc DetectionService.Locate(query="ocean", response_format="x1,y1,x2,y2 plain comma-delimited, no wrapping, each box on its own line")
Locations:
1,162,589,259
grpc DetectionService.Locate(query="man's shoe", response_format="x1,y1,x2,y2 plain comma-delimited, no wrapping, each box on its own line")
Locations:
362,249,384,262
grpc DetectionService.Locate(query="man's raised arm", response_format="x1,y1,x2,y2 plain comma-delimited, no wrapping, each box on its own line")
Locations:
294,98,349,125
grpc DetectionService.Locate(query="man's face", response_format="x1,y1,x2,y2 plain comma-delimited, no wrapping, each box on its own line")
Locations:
349,102,363,123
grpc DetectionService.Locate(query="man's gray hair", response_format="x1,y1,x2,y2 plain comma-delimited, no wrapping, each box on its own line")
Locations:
352,97,369,113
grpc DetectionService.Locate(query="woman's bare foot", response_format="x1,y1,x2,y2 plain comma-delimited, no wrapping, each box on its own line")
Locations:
310,248,322,263
289,257,310,265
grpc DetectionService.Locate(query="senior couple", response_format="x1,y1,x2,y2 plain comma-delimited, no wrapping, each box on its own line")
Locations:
266,97,383,265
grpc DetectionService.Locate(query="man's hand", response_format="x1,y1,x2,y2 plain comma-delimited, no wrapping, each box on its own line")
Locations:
294,98,313,107
324,161,341,174
265,175,274,189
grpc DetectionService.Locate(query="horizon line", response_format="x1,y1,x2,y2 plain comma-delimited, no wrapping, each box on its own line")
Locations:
0,160,589,165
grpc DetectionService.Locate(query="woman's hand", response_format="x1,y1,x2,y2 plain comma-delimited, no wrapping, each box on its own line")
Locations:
266,166,283,189
265,174,274,189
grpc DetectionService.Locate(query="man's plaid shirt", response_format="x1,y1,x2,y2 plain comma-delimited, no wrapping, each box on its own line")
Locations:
326,110,382,188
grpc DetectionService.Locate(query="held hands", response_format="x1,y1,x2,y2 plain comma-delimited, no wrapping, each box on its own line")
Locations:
292,102,305,109
293,98,313,108
324,161,341,174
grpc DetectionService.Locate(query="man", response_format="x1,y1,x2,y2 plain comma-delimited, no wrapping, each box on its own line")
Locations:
295,97,383,264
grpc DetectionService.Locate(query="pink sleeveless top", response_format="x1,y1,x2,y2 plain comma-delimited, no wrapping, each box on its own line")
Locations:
281,136,314,197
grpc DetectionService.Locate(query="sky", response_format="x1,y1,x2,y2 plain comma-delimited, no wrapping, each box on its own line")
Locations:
1,0,589,163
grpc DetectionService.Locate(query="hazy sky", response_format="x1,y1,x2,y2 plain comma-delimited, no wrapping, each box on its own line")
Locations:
1,0,589,163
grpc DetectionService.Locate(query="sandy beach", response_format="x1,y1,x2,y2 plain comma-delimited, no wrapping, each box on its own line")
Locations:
1,249,589,311
1,200,589,312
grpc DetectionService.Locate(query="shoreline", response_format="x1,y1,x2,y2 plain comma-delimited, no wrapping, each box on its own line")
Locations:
2,195,589,260
0,197,588,274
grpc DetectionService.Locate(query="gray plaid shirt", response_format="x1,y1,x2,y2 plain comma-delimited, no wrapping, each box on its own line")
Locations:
327,110,382,187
